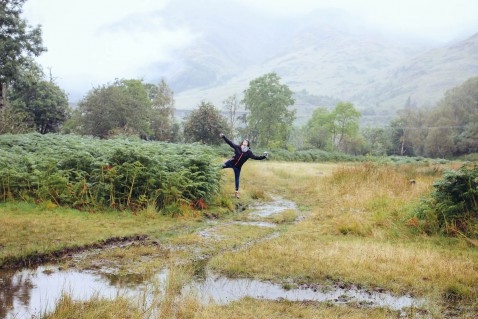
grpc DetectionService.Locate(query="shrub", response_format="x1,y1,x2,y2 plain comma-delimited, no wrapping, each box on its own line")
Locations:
0,133,221,211
415,164,478,236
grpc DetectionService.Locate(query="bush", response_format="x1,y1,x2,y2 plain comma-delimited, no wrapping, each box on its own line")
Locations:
247,147,366,163
0,133,221,211
415,164,478,236
216,143,450,164
460,153,478,162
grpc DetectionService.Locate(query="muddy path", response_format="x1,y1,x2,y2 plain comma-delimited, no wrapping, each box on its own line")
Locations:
0,195,427,319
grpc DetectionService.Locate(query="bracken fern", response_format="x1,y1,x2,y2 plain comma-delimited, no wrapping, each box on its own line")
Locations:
0,133,221,212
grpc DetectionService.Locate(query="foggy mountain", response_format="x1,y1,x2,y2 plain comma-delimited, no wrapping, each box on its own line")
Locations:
358,32,478,110
149,0,478,120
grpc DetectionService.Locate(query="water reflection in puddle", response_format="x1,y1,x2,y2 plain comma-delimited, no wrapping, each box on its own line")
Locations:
0,265,425,318
1,266,130,319
190,272,424,311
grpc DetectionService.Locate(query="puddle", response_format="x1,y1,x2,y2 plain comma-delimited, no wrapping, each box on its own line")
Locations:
249,196,297,218
189,271,425,311
198,221,277,240
199,195,299,240
0,266,136,319
234,221,277,228
0,265,426,318
198,228,224,240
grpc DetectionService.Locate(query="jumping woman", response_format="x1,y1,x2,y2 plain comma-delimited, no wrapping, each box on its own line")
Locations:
219,133,268,198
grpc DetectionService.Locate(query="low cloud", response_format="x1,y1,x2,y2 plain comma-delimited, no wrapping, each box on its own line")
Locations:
24,0,194,100
22,0,478,102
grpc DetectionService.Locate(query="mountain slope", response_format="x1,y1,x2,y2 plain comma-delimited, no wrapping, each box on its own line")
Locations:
359,32,478,109
152,0,286,93
148,2,478,118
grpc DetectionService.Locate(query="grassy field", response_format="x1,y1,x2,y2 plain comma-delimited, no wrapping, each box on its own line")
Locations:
2,159,478,318
211,161,478,316
0,201,199,268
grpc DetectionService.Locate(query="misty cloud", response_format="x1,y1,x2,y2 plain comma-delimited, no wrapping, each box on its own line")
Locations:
22,0,478,102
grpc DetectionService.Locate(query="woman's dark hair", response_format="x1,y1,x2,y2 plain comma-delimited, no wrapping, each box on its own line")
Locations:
243,139,250,147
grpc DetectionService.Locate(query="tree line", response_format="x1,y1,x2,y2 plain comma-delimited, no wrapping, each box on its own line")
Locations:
385,77,478,158
299,76,478,159
1,0,477,159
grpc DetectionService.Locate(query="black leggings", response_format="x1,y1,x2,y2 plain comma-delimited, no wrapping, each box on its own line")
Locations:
222,162,241,191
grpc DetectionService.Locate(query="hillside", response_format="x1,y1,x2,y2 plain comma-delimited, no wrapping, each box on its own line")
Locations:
359,32,478,110
151,0,285,93
148,1,478,123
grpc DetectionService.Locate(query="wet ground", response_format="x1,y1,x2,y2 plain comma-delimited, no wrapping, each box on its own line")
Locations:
0,195,427,319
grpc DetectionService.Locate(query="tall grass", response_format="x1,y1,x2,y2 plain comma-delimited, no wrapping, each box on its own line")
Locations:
43,295,413,319
41,294,141,319
209,161,478,312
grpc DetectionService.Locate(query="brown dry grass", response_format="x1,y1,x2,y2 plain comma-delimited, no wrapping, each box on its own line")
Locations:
211,161,478,310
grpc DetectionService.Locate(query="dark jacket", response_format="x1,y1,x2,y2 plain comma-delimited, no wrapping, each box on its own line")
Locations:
222,135,266,169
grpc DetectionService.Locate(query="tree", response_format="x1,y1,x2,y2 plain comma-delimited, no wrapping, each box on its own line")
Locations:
388,117,412,156
7,61,69,133
432,76,478,156
77,79,152,138
242,73,295,148
305,106,334,150
394,106,428,156
222,94,241,140
387,76,478,158
62,107,81,135
424,128,455,158
424,118,456,158
183,101,230,145
288,125,308,150
148,79,177,142
456,121,478,154
388,105,428,157
0,106,31,134
304,102,361,152
332,102,361,151
0,0,46,111
362,127,392,156
341,135,367,155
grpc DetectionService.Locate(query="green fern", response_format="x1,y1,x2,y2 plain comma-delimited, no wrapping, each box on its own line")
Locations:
0,133,221,212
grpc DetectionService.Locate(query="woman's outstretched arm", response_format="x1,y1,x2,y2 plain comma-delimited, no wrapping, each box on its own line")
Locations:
250,151,268,160
220,133,238,150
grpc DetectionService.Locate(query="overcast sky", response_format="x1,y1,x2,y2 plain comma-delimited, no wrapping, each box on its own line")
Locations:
23,0,478,102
